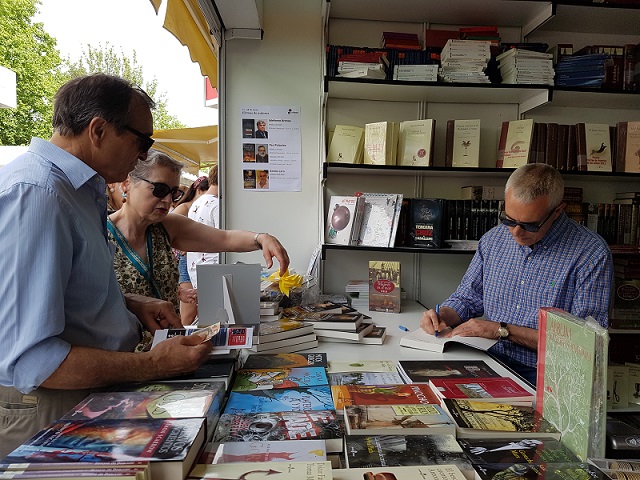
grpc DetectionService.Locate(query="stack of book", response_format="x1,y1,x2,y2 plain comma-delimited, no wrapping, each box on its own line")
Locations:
249,318,318,354
380,31,421,50
439,39,492,84
345,279,369,309
497,48,554,85
259,291,283,321
555,53,611,87
336,50,387,79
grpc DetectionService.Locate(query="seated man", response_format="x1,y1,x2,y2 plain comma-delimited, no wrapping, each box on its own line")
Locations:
421,163,612,385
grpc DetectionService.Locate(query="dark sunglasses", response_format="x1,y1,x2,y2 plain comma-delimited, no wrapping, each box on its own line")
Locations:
132,175,184,202
124,125,155,153
499,208,556,233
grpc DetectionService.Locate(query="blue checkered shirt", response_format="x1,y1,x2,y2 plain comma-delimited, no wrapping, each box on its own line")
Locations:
443,212,612,368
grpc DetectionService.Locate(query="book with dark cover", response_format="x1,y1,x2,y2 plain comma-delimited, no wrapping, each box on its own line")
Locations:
241,352,327,369
4,418,206,480
407,198,447,248
331,384,440,413
231,366,328,391
443,399,561,440
458,438,579,464
344,434,472,476
473,463,607,480
160,358,236,389
224,386,334,414
556,124,569,170
213,410,344,452
397,360,500,383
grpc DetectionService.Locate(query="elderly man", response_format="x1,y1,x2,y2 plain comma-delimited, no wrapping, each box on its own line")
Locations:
0,74,213,456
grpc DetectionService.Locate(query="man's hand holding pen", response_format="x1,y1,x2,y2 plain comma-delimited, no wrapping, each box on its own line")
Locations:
420,304,455,337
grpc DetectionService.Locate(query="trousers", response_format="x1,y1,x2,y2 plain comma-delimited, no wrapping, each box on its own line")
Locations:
0,385,92,459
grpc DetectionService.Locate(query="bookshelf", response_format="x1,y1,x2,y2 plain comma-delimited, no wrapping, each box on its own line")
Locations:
319,0,640,309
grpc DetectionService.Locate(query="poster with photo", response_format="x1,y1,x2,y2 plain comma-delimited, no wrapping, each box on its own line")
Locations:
241,106,301,191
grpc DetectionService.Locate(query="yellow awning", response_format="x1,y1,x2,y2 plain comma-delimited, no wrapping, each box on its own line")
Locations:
148,0,218,88
153,125,218,175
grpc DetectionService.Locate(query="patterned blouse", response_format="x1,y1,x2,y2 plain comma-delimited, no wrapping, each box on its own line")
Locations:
108,220,180,351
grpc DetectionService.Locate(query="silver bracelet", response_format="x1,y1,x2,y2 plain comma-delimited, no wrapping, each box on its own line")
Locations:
253,232,265,250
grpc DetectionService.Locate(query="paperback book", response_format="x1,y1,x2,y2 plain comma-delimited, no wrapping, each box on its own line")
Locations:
457,438,579,464
344,404,456,436
224,385,335,414
213,410,344,452
445,119,481,167
496,119,535,168
315,322,374,341
248,332,318,352
397,360,500,383
472,462,607,480
328,371,405,386
160,358,236,388
241,352,327,369
331,464,468,480
325,195,365,246
188,461,332,480
211,439,327,464
407,198,447,248
281,301,345,317
299,312,365,332
399,327,498,353
253,319,314,344
576,123,613,172
327,359,397,374
343,433,473,477
357,193,402,248
368,260,401,313
397,119,436,166
329,325,387,345
331,384,440,413
326,124,364,164
442,399,561,440
428,377,534,405
231,366,329,391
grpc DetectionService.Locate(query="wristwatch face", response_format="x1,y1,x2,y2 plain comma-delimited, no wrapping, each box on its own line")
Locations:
498,322,509,339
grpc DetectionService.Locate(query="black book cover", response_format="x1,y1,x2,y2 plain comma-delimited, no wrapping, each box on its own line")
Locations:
408,198,447,248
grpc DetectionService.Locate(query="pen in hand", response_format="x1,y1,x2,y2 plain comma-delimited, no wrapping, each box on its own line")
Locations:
434,304,440,338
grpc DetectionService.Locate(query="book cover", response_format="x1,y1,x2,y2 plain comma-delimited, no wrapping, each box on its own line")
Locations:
499,119,535,168
397,360,500,383
212,410,344,452
211,439,327,464
407,198,447,248
281,301,345,317
442,399,561,440
344,433,473,475
241,353,328,369
231,366,328,391
331,384,440,413
473,463,607,480
428,377,533,405
327,360,397,374
576,123,613,172
445,119,481,167
325,195,364,246
458,438,579,464
357,193,401,248
111,379,226,395
368,260,401,313
344,404,456,436
399,327,498,354
364,121,399,165
397,119,436,166
60,390,217,421
224,386,334,414
330,325,388,345
298,312,364,331
329,371,405,386
253,319,315,344
189,461,332,480
617,121,640,173
161,358,236,388
4,418,206,480
536,307,608,461
331,464,468,480
326,124,364,164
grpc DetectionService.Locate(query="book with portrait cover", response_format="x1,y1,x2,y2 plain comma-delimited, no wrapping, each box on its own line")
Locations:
3,418,206,480
231,366,328,391
457,438,579,465
212,410,344,452
331,384,440,413
397,360,500,383
210,439,327,464
344,404,455,436
241,352,327,370
344,433,473,477
188,461,332,480
428,377,534,406
224,386,335,414
442,399,561,440
368,260,401,313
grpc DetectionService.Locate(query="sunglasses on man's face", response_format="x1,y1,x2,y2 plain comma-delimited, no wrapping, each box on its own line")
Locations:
499,208,556,233
123,125,155,153
132,175,184,202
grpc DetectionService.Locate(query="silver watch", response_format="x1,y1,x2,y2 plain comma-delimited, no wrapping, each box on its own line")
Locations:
497,322,509,339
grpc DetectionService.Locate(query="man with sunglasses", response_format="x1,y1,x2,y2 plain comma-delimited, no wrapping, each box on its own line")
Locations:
0,74,213,456
421,163,612,385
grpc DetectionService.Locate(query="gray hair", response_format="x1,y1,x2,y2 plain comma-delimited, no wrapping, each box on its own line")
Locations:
505,163,564,209
129,149,183,180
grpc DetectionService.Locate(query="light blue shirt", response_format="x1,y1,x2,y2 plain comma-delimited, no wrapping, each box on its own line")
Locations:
0,138,141,393
443,212,612,368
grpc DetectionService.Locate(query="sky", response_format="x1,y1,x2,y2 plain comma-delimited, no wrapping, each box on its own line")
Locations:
34,0,218,128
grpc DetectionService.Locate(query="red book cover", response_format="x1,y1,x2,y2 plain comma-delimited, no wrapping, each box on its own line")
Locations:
429,377,534,405
331,384,440,412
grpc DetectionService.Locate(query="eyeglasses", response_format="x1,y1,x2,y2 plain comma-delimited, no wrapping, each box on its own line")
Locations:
499,208,557,233
123,125,155,153
132,175,184,202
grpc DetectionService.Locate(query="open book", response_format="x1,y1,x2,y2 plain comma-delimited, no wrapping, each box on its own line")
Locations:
399,328,497,353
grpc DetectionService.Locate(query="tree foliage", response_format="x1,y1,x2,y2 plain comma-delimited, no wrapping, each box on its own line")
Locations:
0,0,62,145
61,43,186,131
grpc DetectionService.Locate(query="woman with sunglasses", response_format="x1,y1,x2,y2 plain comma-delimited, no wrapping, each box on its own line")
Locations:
419,163,612,386
108,149,289,349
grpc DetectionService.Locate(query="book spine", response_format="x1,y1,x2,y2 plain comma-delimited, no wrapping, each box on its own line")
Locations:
575,123,588,171
623,44,637,91
495,121,508,168
567,124,577,171
616,121,628,173
556,124,569,171
536,122,547,164
444,120,454,168
545,123,558,169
